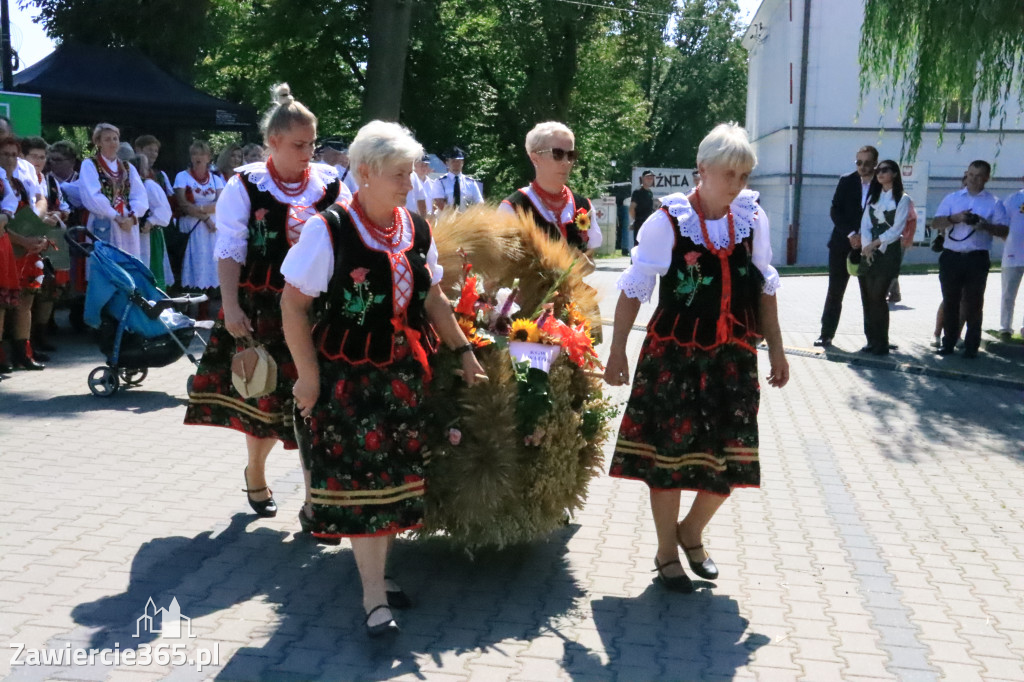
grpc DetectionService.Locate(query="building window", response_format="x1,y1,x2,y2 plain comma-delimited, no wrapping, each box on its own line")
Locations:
945,99,972,125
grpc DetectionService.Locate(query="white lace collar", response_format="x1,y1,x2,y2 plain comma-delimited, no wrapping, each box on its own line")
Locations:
660,189,760,250
343,201,414,254
239,161,338,206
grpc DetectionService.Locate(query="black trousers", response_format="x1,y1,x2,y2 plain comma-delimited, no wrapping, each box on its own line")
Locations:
820,243,855,339
938,250,990,352
858,245,901,352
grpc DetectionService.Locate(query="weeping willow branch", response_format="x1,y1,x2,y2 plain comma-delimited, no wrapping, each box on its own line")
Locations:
858,0,1024,160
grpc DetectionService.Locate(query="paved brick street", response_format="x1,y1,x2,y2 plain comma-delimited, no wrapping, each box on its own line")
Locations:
1,266,1023,681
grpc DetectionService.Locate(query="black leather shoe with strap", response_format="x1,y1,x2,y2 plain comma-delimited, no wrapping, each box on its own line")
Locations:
652,557,693,593
242,467,277,518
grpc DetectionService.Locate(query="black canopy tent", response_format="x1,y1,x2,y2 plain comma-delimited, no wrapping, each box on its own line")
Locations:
12,43,255,130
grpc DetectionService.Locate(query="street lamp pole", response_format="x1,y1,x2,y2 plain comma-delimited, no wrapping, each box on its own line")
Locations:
0,0,12,91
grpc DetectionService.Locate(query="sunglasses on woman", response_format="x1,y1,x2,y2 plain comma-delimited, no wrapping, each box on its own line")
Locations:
537,147,579,163
876,166,896,175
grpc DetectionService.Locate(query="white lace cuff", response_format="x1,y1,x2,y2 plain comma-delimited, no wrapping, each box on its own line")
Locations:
214,240,248,265
617,267,656,303
762,273,780,296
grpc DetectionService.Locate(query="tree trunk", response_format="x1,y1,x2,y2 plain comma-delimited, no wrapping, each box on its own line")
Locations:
362,0,413,122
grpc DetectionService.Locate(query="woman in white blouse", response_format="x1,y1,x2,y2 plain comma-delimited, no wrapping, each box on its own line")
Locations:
604,124,789,593
183,83,345,522
498,122,602,254
132,154,175,290
280,121,485,637
857,160,913,355
174,140,225,298
79,123,148,258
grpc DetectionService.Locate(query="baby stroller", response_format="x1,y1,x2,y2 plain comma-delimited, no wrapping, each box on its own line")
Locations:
65,228,207,397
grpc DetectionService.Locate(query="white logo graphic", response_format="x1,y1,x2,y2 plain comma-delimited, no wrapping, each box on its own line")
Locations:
134,597,196,639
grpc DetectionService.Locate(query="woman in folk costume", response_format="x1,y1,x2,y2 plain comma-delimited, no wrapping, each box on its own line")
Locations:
79,123,148,258
604,124,789,593
22,136,69,353
0,136,49,370
184,83,347,520
280,121,485,637
132,154,175,290
499,121,602,254
0,159,26,375
174,139,225,299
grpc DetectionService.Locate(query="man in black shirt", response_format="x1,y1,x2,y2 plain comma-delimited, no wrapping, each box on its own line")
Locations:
630,170,656,241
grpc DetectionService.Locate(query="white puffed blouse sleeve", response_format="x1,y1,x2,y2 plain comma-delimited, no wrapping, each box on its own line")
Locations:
426,236,443,285
616,209,675,302
752,208,780,295
213,175,251,264
144,180,173,227
280,213,335,297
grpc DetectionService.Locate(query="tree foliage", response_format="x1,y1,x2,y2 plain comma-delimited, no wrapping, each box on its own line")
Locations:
24,0,749,197
859,0,1024,159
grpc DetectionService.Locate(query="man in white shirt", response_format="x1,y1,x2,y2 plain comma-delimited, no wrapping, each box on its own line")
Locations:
1000,176,1024,340
319,138,359,195
414,155,436,216
932,160,1010,357
432,146,484,212
404,171,428,218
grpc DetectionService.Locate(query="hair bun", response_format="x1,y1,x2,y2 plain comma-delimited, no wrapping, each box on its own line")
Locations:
272,82,294,106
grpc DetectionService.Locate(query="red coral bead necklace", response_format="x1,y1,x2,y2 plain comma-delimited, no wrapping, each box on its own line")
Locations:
267,157,311,197
352,192,403,247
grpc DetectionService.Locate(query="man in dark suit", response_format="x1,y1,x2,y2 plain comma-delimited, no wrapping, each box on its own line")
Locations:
815,145,878,347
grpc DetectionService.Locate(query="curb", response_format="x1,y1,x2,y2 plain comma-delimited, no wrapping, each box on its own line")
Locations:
603,321,1024,390
793,345,1024,391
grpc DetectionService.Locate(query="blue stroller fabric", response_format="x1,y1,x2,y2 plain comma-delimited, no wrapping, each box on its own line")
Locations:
84,241,193,337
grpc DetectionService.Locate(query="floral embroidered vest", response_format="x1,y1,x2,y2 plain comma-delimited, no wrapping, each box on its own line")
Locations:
237,170,340,292
505,188,590,251
92,156,131,215
651,207,764,350
313,204,436,367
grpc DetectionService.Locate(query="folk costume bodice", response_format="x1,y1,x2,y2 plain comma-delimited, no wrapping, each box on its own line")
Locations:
311,203,437,372
236,169,340,292
502,185,594,251
617,190,779,352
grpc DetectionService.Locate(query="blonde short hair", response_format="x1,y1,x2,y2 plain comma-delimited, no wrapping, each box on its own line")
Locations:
189,139,212,157
348,120,423,184
696,123,757,171
525,121,574,154
91,123,120,145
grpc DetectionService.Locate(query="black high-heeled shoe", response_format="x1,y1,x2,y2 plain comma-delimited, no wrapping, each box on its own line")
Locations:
242,467,277,518
297,508,341,545
679,543,719,580
652,557,693,593
364,604,399,638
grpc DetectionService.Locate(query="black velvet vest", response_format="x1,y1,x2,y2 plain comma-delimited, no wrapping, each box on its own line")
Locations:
237,171,340,292
504,188,591,251
650,207,764,350
312,204,436,366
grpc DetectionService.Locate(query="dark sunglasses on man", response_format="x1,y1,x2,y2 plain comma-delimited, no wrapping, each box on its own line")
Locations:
855,159,876,167
537,147,579,163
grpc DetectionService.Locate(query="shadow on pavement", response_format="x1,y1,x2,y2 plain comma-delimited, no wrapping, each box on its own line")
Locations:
62,515,593,680
563,586,768,679
845,366,1024,464
0,388,186,416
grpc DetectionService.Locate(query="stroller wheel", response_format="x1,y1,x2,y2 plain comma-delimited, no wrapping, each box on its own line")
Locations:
88,366,120,397
119,368,148,386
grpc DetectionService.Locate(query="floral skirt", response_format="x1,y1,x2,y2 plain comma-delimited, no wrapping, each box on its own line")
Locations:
609,337,760,496
0,233,19,308
183,288,299,449
295,335,432,538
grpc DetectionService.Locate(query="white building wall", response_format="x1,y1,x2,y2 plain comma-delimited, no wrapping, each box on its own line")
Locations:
744,0,1024,266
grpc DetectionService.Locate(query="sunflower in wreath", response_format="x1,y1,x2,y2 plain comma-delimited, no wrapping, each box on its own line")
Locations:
571,207,591,243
